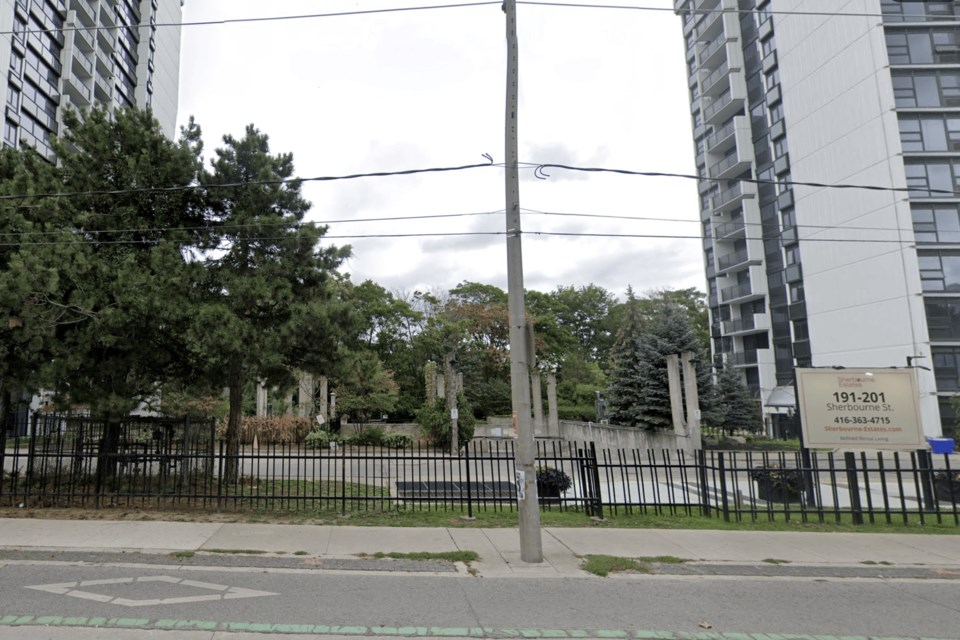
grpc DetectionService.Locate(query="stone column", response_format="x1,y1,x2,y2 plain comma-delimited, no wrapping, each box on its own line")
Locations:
531,369,544,436
424,361,437,401
256,381,268,417
546,371,560,438
681,351,702,448
666,354,686,435
318,376,329,422
298,372,315,417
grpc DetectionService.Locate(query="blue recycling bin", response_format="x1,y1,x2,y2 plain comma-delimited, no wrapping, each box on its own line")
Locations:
928,438,956,455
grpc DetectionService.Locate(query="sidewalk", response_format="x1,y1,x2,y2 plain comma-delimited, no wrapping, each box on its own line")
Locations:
1,518,959,577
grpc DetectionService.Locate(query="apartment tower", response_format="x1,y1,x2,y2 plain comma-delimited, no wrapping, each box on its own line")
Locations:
674,0,960,437
0,0,183,160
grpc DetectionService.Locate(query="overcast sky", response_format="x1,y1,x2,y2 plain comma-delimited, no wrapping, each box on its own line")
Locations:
176,0,702,300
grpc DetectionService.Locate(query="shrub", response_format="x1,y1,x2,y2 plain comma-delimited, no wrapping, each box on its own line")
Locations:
417,396,476,451
344,426,386,447
536,466,573,493
217,416,314,445
304,429,341,450
381,432,413,449
748,465,804,493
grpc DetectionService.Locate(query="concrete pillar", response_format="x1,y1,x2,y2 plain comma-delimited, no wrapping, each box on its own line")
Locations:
424,361,437,401
329,391,336,420
256,381,268,417
318,376,329,421
666,354,686,435
681,351,702,448
546,371,560,438
436,373,445,399
531,369,544,436
298,372,315,417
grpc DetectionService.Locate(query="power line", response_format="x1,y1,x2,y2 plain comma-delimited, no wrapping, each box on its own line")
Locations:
0,228,928,247
517,1,890,19
532,163,959,197
0,2,503,37
0,159,498,203
0,1,909,39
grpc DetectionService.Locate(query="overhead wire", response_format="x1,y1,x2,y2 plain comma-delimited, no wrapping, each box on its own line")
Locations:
0,1,902,39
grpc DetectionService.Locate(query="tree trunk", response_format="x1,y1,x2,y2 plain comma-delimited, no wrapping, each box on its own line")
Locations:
224,368,243,484
96,413,122,488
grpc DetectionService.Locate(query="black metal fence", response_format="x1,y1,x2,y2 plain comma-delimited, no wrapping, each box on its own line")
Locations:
2,415,958,526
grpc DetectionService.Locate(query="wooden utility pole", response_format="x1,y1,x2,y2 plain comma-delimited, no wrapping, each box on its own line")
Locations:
503,0,543,563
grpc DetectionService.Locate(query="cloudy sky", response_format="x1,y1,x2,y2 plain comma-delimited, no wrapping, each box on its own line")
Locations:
176,0,702,300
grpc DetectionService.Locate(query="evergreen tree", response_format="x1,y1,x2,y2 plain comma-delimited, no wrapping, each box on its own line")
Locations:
607,290,710,430
606,288,645,426
192,125,351,480
706,365,762,435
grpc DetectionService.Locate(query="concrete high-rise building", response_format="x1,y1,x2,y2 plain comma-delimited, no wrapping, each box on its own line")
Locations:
674,0,960,438
0,0,183,161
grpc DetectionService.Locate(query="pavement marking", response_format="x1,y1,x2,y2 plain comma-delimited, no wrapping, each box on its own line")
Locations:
0,617,953,640
23,575,277,607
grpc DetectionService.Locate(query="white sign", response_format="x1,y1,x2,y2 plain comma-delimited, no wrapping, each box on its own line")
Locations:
515,470,526,501
450,407,459,420
795,368,925,450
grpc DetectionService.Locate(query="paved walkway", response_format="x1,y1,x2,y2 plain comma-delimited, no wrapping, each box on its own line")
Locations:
1,518,959,577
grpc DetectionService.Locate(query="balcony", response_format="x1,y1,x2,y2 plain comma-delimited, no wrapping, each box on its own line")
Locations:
703,90,745,126
72,20,94,52
723,313,770,335
713,181,756,213
70,0,96,27
717,248,750,271
709,149,752,180
62,74,91,106
705,117,737,152
726,349,759,366
714,216,746,240
701,61,731,96
699,36,733,70
720,281,764,304
95,47,113,76
72,49,93,78
93,72,112,101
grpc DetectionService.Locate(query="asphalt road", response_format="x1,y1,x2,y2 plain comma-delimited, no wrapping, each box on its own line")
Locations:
1,553,959,639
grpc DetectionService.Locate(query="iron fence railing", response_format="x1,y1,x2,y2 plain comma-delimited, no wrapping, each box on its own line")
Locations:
2,415,958,526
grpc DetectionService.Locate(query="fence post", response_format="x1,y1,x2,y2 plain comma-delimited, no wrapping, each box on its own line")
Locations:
341,441,347,515
697,449,711,517
844,451,863,525
917,448,936,511
717,452,730,522
463,443,473,519
589,441,604,520
216,439,224,513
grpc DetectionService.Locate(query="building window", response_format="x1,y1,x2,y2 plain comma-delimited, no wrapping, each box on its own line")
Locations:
789,282,804,303
899,114,960,152
4,121,17,147
914,204,960,243
932,346,960,391
919,250,960,291
905,160,960,198
886,29,960,65
882,1,958,23
926,298,960,339
893,71,960,107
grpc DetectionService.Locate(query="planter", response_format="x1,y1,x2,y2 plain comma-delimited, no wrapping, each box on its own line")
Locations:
935,481,960,504
756,479,802,504
537,482,564,504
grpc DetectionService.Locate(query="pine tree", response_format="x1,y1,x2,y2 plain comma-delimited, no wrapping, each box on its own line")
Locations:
607,291,710,430
707,365,762,435
606,288,645,426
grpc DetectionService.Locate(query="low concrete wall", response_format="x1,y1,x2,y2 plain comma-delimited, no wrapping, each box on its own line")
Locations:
558,420,696,454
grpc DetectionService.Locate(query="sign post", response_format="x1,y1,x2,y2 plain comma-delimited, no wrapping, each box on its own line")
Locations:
795,368,925,450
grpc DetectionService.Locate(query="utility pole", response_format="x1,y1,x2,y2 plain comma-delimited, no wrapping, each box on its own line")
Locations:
503,0,543,563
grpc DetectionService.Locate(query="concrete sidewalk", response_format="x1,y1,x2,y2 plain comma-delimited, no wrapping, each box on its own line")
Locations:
1,518,959,577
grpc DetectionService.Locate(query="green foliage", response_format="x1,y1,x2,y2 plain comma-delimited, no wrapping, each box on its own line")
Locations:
417,395,476,450
381,432,414,449
749,465,805,493
704,366,763,435
304,429,342,450
607,290,710,430
332,350,399,423
536,466,572,493
343,426,386,446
